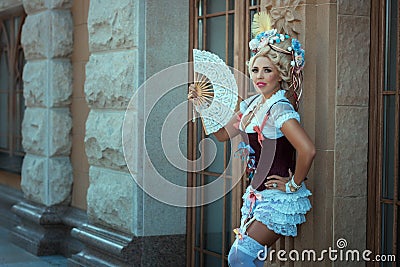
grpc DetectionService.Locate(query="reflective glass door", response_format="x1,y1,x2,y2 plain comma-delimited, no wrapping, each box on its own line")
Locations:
188,1,261,266
369,0,399,266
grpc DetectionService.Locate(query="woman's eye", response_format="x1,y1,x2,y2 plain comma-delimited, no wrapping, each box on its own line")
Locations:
251,68,258,73
264,68,272,73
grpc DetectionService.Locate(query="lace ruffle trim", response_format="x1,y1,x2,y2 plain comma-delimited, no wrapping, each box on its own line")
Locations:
255,198,312,215
260,220,298,237
234,235,264,257
242,205,308,225
274,111,300,129
243,185,312,203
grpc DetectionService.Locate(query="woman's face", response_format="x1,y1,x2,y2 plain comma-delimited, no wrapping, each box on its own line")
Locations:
250,56,281,99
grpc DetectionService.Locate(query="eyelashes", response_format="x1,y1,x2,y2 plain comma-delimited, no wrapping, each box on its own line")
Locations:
251,68,273,73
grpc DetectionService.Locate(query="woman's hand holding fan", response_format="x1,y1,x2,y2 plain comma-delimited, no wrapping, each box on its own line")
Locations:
190,49,238,135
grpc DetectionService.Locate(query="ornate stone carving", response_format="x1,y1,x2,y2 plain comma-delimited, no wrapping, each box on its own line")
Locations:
264,0,304,37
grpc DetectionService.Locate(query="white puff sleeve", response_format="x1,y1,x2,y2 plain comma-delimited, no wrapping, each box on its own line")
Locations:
270,102,300,129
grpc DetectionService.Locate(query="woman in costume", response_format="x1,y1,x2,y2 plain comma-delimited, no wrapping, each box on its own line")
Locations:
189,12,315,267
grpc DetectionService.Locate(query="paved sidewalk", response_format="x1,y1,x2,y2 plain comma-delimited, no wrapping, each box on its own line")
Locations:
0,225,68,267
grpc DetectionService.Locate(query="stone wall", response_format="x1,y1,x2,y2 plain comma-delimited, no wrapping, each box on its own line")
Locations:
259,1,370,266
84,0,138,234
20,0,73,206
0,0,22,12
307,0,337,260
140,0,188,237
334,1,370,265
84,0,188,238
299,1,370,266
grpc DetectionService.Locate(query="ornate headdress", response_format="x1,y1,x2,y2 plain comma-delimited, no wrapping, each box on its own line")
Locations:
249,11,305,107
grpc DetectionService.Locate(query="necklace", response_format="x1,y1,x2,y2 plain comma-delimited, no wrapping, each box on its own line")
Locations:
241,98,264,130
240,89,281,130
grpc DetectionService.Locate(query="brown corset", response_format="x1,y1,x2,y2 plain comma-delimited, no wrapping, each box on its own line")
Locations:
240,131,296,191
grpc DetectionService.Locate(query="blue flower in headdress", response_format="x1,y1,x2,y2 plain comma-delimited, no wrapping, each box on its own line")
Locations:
300,49,305,59
292,39,301,50
290,38,305,68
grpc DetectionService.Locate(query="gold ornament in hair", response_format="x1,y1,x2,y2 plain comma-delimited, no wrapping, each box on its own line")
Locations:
249,12,291,55
251,11,272,37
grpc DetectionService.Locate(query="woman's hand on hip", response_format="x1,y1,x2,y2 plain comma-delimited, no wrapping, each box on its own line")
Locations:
264,169,293,192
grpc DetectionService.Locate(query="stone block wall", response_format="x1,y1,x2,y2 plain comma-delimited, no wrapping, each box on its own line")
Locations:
84,0,188,238
334,1,370,264
308,1,337,261
20,0,73,206
84,0,139,234
259,1,370,266
0,0,22,11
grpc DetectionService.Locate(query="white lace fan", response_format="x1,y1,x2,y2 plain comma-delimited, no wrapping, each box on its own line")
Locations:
192,49,238,135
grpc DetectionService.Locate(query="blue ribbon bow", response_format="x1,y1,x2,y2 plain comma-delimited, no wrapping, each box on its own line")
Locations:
234,142,255,161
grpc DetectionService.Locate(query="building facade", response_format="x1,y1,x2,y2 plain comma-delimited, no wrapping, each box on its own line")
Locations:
0,0,398,266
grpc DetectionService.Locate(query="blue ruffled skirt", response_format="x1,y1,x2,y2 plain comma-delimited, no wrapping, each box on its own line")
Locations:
240,184,312,237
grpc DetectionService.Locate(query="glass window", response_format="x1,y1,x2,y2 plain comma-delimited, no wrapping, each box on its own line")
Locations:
204,254,221,266
0,10,26,174
206,16,226,61
371,0,400,263
203,178,223,254
228,0,235,10
227,14,234,66
382,95,395,200
381,203,394,255
384,0,398,91
189,1,261,266
206,0,226,14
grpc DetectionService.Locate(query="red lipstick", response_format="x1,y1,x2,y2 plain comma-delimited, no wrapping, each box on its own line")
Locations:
256,82,266,87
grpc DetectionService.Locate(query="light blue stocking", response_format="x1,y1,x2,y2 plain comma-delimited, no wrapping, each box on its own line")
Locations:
228,235,267,267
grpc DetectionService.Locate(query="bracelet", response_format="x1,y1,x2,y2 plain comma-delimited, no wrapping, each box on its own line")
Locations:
290,175,301,189
286,174,302,193
285,182,294,194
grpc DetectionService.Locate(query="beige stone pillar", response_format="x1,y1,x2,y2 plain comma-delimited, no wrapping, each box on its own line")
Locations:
70,0,187,266
261,1,370,266
10,0,74,256
20,0,74,206
334,1,370,266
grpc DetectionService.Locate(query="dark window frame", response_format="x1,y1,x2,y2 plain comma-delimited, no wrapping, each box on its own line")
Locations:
368,0,400,265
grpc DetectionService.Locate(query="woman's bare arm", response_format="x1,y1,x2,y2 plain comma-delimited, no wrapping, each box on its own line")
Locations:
213,112,241,142
280,119,316,185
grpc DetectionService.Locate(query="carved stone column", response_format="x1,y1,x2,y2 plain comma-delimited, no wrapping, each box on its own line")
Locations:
11,0,74,255
68,0,141,265
69,0,188,266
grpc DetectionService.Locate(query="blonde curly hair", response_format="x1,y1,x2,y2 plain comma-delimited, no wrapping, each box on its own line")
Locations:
247,37,302,110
